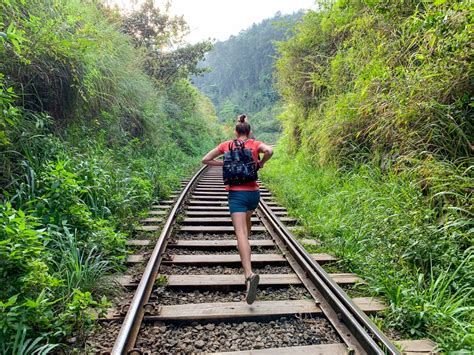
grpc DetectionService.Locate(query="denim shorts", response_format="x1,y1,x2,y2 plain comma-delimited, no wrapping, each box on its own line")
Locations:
228,190,261,214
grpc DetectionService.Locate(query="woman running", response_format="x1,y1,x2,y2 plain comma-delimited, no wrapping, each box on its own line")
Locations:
201,114,273,304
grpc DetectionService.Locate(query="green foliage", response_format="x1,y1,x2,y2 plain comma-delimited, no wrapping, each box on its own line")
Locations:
155,275,168,286
0,0,221,350
270,2,473,349
121,0,213,85
55,289,110,343
121,0,188,49
151,41,213,86
193,12,304,142
0,203,56,299
262,145,473,351
2,325,58,355
275,0,473,165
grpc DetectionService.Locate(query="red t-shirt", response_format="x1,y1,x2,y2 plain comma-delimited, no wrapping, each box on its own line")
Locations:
217,139,263,191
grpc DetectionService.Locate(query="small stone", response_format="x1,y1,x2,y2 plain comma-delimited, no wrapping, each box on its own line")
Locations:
195,325,203,330
255,342,264,349
195,340,205,349
205,323,215,331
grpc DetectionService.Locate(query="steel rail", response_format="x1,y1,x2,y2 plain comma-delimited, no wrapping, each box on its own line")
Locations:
258,199,400,355
111,165,207,354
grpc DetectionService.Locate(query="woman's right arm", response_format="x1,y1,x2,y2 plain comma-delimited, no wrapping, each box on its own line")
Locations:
202,147,224,166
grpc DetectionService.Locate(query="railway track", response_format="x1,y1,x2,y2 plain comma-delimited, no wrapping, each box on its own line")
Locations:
94,166,437,354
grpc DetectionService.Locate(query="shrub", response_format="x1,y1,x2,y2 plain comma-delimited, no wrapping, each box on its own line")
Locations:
0,0,221,350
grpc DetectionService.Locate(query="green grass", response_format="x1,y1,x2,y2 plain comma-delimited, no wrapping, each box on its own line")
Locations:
0,0,222,351
261,145,473,351
268,1,473,350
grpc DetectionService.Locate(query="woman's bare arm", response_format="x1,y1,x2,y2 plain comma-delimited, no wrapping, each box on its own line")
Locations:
202,147,224,166
257,143,273,169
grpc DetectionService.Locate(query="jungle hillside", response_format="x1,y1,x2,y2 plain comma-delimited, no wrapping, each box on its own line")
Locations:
0,0,221,352
261,0,473,352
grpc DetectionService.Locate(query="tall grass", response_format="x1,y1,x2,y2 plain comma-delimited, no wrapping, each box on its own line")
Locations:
261,145,473,351
0,0,222,351
270,1,472,349
54,229,114,297
2,327,58,355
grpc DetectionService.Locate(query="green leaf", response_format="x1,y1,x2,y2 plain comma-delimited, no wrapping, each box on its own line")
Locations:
433,0,447,5
10,38,21,53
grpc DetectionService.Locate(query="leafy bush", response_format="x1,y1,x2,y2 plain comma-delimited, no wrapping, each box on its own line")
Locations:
268,1,473,350
261,146,473,351
0,0,221,351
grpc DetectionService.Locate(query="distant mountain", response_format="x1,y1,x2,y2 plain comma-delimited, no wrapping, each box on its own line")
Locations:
193,11,304,142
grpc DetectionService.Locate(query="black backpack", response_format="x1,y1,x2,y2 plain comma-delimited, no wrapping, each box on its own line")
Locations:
223,139,258,186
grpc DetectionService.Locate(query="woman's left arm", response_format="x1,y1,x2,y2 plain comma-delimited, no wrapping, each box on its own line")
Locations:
202,147,224,166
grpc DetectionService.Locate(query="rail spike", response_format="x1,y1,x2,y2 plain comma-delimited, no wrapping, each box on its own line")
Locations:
143,303,161,315
117,304,130,317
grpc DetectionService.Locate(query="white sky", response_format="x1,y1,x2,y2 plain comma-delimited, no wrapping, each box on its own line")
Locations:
106,0,317,43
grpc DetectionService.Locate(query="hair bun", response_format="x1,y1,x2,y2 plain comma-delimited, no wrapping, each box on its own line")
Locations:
238,114,247,123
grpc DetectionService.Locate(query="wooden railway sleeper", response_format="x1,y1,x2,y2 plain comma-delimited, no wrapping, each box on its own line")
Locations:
96,350,151,355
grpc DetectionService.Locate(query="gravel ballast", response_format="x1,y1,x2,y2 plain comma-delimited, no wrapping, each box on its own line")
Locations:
135,316,340,353
159,264,294,275
151,286,311,305
173,232,271,240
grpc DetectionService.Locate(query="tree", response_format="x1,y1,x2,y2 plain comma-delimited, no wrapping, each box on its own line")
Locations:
120,0,212,85
121,0,188,50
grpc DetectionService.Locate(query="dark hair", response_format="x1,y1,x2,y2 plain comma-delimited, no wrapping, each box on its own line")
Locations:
235,114,251,136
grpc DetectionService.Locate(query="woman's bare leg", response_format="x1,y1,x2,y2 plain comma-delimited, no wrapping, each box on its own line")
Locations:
231,212,253,278
246,210,253,238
